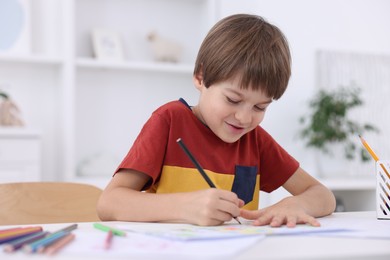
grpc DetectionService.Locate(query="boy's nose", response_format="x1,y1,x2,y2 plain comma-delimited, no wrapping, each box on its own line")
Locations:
235,109,251,125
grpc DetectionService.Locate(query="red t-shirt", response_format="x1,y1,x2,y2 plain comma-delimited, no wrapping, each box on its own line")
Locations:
116,99,299,209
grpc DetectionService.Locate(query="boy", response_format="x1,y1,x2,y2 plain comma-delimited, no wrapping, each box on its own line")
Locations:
97,14,336,226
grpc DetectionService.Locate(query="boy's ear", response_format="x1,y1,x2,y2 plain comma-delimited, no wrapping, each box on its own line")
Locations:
193,71,204,90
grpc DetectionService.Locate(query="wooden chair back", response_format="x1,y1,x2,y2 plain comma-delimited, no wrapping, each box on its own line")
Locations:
0,182,103,225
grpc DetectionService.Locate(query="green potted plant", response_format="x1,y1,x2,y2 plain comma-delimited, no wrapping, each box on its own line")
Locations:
299,87,378,162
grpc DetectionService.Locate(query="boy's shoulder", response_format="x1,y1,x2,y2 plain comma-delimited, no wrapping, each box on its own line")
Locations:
155,98,191,114
152,99,194,126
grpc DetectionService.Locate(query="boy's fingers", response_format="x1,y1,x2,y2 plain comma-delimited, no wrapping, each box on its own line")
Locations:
304,216,321,227
239,209,259,220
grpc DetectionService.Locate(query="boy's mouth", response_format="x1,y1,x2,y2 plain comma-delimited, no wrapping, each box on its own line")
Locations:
226,122,245,132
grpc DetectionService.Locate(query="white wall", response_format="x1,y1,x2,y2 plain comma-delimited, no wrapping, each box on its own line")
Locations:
219,0,390,177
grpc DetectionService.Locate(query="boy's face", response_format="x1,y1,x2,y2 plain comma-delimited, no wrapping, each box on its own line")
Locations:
193,74,272,143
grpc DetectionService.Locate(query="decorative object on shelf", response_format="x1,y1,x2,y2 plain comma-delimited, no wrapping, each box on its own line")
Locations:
147,31,182,63
91,28,124,61
299,86,378,162
0,90,24,127
0,0,30,54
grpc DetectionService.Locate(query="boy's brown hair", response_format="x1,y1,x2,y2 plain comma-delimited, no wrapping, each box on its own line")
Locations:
194,14,291,100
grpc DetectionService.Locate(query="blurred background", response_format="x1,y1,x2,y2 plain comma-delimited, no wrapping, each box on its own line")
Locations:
1,0,389,211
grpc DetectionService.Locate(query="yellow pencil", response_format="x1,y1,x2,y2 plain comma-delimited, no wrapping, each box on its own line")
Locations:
359,135,379,161
359,135,390,179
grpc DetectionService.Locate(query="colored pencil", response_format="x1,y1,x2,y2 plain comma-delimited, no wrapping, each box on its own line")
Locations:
23,230,70,253
51,223,78,235
0,226,42,239
176,138,216,188
0,227,43,244
3,231,49,252
359,135,379,161
93,223,126,237
176,138,242,224
0,227,22,234
359,135,390,178
43,233,75,255
104,230,113,250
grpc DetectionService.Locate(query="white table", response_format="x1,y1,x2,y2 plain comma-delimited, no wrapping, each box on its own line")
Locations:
237,211,390,260
1,211,389,260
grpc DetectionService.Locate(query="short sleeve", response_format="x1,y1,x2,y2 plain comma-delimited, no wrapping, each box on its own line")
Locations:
257,128,299,193
115,112,170,184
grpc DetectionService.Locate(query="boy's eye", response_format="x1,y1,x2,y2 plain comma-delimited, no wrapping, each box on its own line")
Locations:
227,97,240,104
254,106,267,112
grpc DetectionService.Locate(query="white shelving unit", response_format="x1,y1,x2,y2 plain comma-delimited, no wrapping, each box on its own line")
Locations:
0,128,42,182
69,0,218,188
321,178,376,191
0,54,62,65
321,177,376,211
0,0,218,186
76,58,194,74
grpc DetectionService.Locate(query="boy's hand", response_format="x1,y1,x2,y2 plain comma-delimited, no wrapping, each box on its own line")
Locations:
181,188,244,226
240,196,320,227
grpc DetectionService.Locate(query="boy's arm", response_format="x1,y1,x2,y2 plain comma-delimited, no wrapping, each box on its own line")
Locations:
96,169,242,226
240,167,336,227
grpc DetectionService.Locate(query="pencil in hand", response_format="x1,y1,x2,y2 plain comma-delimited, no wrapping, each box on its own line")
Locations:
176,138,241,224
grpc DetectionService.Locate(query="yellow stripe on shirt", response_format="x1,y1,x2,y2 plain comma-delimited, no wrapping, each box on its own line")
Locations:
149,165,259,210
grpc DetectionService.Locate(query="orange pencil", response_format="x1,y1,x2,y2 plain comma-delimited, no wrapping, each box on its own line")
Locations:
0,227,43,243
0,227,42,238
43,233,75,255
359,135,379,161
359,135,390,179
0,227,22,234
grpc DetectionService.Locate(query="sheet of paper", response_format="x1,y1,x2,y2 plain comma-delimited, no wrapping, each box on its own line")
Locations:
58,229,264,259
117,222,349,241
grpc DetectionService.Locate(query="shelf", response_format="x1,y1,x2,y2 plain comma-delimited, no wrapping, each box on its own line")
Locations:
0,127,41,138
320,177,376,191
0,54,62,66
76,57,194,74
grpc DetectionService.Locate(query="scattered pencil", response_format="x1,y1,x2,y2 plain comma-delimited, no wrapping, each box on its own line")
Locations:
104,230,113,250
23,230,70,253
1,224,78,254
3,231,49,253
93,223,126,237
51,224,78,235
0,226,43,244
43,233,75,255
0,227,23,234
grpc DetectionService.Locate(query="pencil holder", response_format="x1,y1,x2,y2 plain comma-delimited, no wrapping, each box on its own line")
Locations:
376,160,390,220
